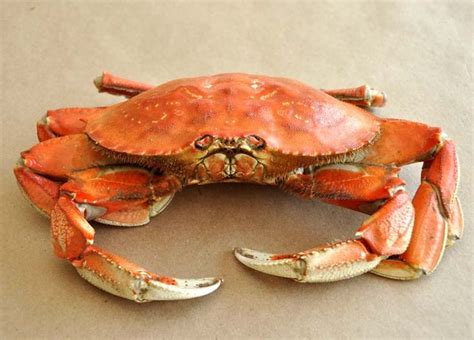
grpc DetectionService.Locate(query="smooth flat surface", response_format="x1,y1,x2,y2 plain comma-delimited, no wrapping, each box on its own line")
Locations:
1,1,472,339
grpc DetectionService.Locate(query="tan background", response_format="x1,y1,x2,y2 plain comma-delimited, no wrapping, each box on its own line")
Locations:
1,1,472,339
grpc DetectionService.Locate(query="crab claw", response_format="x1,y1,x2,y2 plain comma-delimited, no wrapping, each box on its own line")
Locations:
234,240,383,282
52,195,221,302
234,247,307,280
235,191,414,282
73,246,222,302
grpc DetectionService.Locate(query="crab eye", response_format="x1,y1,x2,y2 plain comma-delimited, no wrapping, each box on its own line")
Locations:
247,135,265,150
195,135,214,150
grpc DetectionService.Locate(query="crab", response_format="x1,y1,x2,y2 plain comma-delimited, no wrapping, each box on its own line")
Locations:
14,72,463,303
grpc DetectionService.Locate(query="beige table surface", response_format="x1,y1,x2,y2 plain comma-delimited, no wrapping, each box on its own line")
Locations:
1,1,472,339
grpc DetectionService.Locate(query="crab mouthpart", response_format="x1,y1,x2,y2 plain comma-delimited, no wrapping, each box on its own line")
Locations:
198,152,261,181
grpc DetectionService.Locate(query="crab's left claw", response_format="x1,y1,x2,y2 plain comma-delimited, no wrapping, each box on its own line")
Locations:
234,191,414,282
234,241,383,282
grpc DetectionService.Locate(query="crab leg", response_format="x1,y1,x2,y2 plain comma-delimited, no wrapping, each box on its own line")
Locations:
90,73,387,110
359,120,462,279
94,72,154,98
281,163,406,215
20,134,112,179
49,168,220,302
37,107,107,141
91,72,388,109
14,166,60,216
235,119,461,282
235,190,414,282
16,143,221,302
322,85,386,108
52,194,221,302
14,133,113,215
37,73,156,142
281,164,404,202
236,164,411,281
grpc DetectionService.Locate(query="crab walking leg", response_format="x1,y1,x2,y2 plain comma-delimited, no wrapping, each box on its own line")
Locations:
281,163,405,216
235,164,409,282
360,119,462,279
38,72,158,142
281,164,404,202
375,184,462,280
91,73,388,108
371,143,461,279
14,134,113,214
61,166,180,227
322,85,386,108
14,166,60,216
24,164,221,302
52,196,221,302
37,107,108,141
94,72,154,98
235,190,414,282
20,134,113,179
15,134,176,226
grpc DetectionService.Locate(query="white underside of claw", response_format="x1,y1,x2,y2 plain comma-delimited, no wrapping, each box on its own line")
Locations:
149,193,174,217
74,246,221,302
75,265,221,302
140,277,222,301
234,248,306,280
234,241,384,283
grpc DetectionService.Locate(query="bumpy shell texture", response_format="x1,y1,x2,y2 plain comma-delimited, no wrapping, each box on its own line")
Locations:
86,73,379,156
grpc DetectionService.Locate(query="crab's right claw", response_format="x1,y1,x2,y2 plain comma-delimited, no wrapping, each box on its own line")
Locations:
52,196,222,302
73,246,222,302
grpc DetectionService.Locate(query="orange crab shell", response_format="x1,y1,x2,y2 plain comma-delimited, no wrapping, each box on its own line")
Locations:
86,73,380,156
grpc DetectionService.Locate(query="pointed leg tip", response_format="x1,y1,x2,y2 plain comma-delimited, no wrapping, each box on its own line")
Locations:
377,91,388,107
15,157,25,167
93,74,104,91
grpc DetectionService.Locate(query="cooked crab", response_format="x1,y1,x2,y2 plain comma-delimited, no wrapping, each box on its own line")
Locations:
14,72,463,302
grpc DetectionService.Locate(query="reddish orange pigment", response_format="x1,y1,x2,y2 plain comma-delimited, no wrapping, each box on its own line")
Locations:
14,167,60,215
21,134,111,179
357,191,414,256
270,254,299,261
36,122,57,141
448,197,464,240
98,203,150,226
46,107,106,136
422,140,458,217
285,165,404,201
158,276,178,285
362,119,441,166
51,197,95,260
401,183,447,273
87,73,379,156
302,240,379,265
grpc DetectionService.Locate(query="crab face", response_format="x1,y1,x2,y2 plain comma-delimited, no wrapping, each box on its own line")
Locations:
14,72,462,303
191,134,267,182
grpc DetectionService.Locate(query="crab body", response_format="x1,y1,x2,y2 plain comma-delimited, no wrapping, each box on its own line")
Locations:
15,73,463,302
